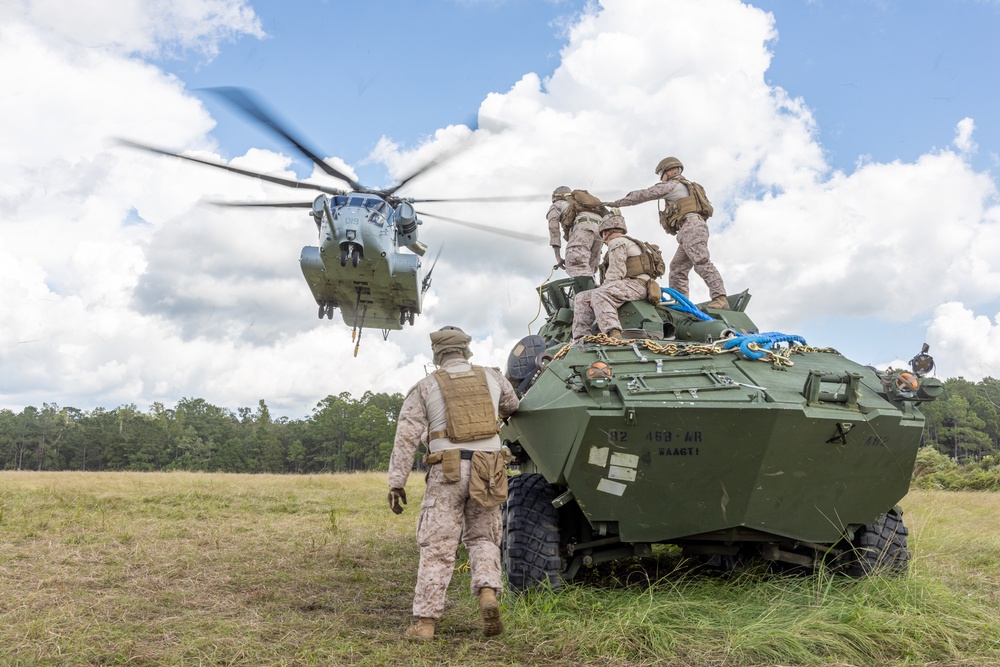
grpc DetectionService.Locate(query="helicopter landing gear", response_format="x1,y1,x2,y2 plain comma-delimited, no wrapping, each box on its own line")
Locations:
317,301,337,319
399,307,416,326
340,244,362,268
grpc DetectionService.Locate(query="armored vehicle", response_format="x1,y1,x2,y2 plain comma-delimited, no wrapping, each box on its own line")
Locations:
500,278,942,590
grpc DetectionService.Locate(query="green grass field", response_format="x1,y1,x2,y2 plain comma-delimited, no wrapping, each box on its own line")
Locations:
1,471,998,666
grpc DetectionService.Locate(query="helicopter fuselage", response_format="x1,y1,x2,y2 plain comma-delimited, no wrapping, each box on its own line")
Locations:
300,193,424,330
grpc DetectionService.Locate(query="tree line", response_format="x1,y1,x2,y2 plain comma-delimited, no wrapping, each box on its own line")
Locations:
2,376,1000,473
0,392,403,473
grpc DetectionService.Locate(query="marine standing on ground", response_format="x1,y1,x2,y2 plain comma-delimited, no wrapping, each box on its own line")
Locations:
387,327,520,640
547,186,604,280
572,214,654,340
605,157,728,309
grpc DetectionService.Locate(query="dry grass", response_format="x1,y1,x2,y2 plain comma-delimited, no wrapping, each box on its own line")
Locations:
901,489,1000,605
0,472,424,666
1,472,998,666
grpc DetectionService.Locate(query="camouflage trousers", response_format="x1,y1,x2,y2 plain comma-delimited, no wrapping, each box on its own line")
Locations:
413,459,502,619
669,215,726,299
564,219,603,278
572,278,649,338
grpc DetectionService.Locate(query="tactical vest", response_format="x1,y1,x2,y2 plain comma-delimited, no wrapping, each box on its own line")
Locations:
599,236,660,282
658,177,714,234
430,366,499,443
560,189,610,240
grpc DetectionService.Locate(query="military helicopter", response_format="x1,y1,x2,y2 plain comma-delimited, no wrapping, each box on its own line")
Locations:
119,87,544,355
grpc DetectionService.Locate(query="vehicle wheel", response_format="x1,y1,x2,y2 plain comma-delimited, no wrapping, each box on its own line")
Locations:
351,246,361,268
340,247,348,267
502,473,562,592
840,508,910,577
407,309,415,325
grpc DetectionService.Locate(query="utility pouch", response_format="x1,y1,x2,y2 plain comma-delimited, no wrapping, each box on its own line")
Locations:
647,279,661,305
441,449,463,483
469,451,508,507
422,450,464,483
658,207,678,235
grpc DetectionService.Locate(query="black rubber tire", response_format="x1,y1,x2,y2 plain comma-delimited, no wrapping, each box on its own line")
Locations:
340,248,348,267
841,508,910,577
502,473,562,592
351,246,361,268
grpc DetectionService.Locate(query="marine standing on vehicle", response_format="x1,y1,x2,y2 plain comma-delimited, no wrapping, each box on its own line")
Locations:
548,186,606,288
387,326,520,640
606,157,728,309
572,214,663,340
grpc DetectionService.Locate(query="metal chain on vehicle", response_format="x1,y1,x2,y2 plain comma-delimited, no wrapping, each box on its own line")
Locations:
551,335,841,367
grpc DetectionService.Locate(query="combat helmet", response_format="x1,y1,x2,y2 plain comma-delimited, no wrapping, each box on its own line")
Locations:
655,157,683,176
599,214,628,236
552,185,571,201
430,326,472,364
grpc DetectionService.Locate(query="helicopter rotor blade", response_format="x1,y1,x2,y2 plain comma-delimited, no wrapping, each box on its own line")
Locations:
381,113,513,197
207,200,314,208
382,139,479,197
409,193,554,203
203,86,366,192
117,139,346,196
415,211,546,243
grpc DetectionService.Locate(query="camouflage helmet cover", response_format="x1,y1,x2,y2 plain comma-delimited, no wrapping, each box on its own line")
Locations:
655,156,683,175
599,214,628,235
430,326,473,364
552,185,571,201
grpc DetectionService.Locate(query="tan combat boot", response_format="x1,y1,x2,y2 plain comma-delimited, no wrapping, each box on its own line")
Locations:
706,295,730,310
479,588,503,637
607,328,623,340
404,617,435,641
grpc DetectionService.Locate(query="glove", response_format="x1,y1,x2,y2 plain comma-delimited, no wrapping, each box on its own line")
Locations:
388,487,407,514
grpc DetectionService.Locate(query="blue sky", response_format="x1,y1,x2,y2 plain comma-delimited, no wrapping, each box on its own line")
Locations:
161,0,1000,181
757,0,1000,175
162,0,588,185
3,0,1000,416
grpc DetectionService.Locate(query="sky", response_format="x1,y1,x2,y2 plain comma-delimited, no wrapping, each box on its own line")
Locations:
3,0,1000,419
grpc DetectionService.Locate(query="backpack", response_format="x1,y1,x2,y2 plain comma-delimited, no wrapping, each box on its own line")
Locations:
603,236,666,282
629,236,666,279
560,189,610,238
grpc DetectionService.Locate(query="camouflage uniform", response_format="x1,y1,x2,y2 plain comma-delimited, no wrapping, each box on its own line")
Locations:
547,199,603,278
387,357,519,620
608,180,726,300
572,235,649,338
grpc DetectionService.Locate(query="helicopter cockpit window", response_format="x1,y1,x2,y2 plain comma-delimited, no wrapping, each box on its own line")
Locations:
349,196,365,207
368,201,390,228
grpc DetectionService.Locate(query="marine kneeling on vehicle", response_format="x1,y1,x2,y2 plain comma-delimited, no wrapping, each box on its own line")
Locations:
572,213,665,341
